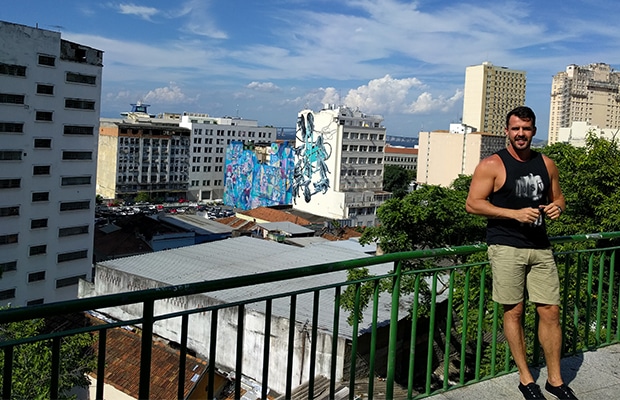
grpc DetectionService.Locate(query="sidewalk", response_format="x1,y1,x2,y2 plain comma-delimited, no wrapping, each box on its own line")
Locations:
426,343,620,400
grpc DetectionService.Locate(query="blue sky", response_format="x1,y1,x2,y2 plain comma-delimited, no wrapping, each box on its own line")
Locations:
4,0,620,139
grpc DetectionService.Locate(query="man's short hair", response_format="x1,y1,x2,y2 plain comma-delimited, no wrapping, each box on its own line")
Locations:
506,106,536,128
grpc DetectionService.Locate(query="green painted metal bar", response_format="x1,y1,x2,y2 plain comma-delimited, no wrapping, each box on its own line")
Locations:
235,304,245,397
474,267,487,381
285,294,297,400
177,314,189,400
261,299,272,400
407,273,421,399
50,336,61,399
572,254,584,353
560,253,570,354
348,283,362,400
442,270,455,390
207,309,218,400
308,291,320,399
139,300,154,400
367,279,381,400
385,260,403,400
459,267,471,384
596,252,606,345
490,300,499,376
606,250,615,344
330,286,341,399
424,272,439,395
96,328,107,400
3,345,13,400
585,253,595,348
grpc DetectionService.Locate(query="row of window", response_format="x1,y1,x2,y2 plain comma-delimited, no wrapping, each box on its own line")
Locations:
0,237,88,259
0,93,95,110
1,59,97,85
0,123,94,136
190,179,222,187
0,274,87,302
0,176,91,188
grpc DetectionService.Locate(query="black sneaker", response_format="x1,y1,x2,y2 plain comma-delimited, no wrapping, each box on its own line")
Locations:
519,382,547,399
545,381,578,399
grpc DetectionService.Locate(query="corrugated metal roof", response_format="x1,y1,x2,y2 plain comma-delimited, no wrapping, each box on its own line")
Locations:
99,236,411,338
257,221,314,235
161,214,234,235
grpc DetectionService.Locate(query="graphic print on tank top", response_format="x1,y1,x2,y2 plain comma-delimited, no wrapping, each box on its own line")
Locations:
515,172,545,227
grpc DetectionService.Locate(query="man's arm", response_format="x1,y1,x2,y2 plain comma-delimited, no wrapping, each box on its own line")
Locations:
540,156,566,220
466,156,542,224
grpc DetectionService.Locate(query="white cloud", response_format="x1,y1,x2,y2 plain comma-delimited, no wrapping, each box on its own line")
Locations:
143,82,197,104
177,0,228,39
406,89,463,114
116,3,160,21
247,81,280,92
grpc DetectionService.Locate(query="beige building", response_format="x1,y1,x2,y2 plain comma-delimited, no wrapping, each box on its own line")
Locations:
383,144,418,171
548,63,620,144
417,125,506,187
462,61,527,136
97,105,191,201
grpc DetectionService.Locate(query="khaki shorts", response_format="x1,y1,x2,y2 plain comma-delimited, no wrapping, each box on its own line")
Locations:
488,245,560,305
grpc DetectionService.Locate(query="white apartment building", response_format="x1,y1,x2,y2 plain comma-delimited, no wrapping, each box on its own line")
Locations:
462,61,527,137
548,63,620,145
179,113,277,202
293,105,391,227
556,121,618,148
417,125,506,187
0,21,103,306
383,144,418,172
97,106,191,202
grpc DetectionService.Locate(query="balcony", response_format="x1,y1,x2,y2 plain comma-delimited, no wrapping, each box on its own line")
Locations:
1,232,619,399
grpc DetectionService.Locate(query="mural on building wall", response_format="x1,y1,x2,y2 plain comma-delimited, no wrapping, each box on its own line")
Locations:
224,141,295,210
293,111,332,203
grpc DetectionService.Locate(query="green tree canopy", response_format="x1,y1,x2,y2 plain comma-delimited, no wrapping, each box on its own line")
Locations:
382,165,415,198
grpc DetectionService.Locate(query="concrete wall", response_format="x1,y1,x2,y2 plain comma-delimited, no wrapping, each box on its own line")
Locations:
84,265,346,394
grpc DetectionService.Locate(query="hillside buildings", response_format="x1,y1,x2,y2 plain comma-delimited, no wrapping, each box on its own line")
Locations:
292,105,391,227
0,21,102,305
548,63,620,144
416,124,505,187
97,105,191,201
462,61,527,136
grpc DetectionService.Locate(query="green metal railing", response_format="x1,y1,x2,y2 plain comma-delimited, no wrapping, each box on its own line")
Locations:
0,231,619,399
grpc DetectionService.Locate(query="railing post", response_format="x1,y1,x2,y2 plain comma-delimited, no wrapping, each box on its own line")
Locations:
385,260,402,400
139,300,154,400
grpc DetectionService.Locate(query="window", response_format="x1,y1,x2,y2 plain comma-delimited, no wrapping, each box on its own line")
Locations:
0,93,25,104
62,151,92,160
0,179,20,189
64,125,94,135
33,165,50,175
0,206,19,217
0,62,26,77
65,98,95,110
34,138,52,148
32,192,49,202
36,84,54,95
0,122,23,133
61,176,91,186
27,298,44,306
56,274,86,288
58,225,89,237
0,289,16,301
38,54,56,66
0,234,18,245
36,111,53,121
0,261,17,272
57,250,88,263
31,218,48,229
60,201,90,211
0,150,22,160
28,271,46,282
66,72,96,85
29,245,46,256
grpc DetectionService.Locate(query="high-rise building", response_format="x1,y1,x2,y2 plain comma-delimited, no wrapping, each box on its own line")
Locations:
0,21,103,306
292,105,391,227
548,63,620,144
462,61,527,136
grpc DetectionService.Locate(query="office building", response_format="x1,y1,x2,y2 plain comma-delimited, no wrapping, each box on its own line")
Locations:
462,61,527,136
292,105,391,227
383,144,418,172
0,21,103,305
548,63,620,144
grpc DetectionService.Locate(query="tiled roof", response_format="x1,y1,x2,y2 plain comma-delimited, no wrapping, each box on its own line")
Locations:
384,145,418,155
238,207,312,225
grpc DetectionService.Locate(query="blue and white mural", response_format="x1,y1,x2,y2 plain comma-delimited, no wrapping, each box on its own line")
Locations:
293,111,332,203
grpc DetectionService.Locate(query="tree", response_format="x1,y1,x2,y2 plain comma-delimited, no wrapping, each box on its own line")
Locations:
0,311,96,400
134,191,151,203
382,165,415,198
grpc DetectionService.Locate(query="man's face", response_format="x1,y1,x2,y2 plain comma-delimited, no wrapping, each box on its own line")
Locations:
505,115,536,151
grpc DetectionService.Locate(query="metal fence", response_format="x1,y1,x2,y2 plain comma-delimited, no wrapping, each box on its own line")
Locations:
1,231,619,399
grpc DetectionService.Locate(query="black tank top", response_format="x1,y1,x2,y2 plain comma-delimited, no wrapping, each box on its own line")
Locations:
486,148,551,248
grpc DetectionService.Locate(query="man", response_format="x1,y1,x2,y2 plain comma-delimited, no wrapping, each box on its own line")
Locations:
466,106,577,399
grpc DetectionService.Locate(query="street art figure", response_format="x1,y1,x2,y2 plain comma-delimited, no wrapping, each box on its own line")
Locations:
293,111,332,203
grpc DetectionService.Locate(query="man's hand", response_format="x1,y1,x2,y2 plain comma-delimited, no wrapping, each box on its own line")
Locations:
513,207,542,224
540,204,562,220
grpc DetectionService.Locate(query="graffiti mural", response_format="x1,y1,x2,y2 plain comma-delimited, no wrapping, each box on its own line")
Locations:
293,111,333,203
224,141,295,210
